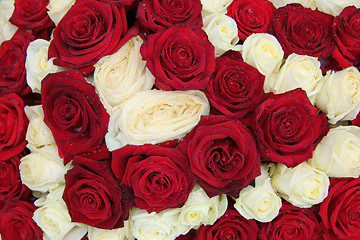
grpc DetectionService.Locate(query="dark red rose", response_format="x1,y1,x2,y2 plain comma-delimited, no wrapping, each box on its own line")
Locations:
112,144,195,213
258,202,322,240
177,115,260,197
271,4,334,60
48,0,128,73
0,29,34,96
194,209,258,240
204,50,265,119
137,0,203,33
332,6,360,69
63,156,134,229
0,200,42,240
226,0,276,42
41,70,109,161
10,0,55,40
319,177,360,240
0,93,28,161
141,25,215,91
176,230,196,240
352,112,360,127
253,88,328,167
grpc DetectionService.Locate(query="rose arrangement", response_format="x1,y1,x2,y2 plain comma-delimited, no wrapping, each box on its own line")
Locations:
2,0,360,239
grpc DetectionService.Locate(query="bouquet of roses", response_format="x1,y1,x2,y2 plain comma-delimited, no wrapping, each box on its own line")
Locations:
2,0,360,239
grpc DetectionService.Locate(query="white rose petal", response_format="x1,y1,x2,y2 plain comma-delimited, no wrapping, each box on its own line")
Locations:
105,90,210,150
270,162,329,208
266,53,322,104
94,35,154,112
47,0,76,25
0,0,17,44
200,0,233,16
268,0,317,9
315,0,360,16
242,33,284,77
315,67,360,124
88,221,134,240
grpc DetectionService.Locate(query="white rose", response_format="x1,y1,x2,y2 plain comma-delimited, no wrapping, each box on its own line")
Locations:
315,0,360,16
177,184,227,235
202,13,241,57
234,165,282,223
25,39,64,93
130,208,181,240
94,35,154,112
242,33,284,77
315,67,360,124
309,126,360,178
88,221,134,240
33,185,87,240
0,0,17,44
268,0,317,9
19,145,71,192
47,0,76,25
25,105,55,149
200,0,233,16
105,90,210,150
270,162,329,208
266,53,322,104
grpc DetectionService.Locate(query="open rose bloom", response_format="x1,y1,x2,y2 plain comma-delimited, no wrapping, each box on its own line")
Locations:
2,1,360,240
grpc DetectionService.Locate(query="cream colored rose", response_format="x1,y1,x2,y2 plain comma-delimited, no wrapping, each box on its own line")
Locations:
94,35,155,112
0,0,17,44
242,33,284,77
130,208,181,240
200,0,233,16
315,0,360,16
19,145,71,192
266,53,322,104
26,39,64,93
309,126,360,178
105,90,210,150
270,162,329,208
47,0,76,25
234,165,281,223
25,105,55,149
88,221,134,240
202,13,241,57
315,67,360,124
268,0,317,9
177,184,227,235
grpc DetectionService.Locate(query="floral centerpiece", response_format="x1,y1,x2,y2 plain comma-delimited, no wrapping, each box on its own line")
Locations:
1,0,360,239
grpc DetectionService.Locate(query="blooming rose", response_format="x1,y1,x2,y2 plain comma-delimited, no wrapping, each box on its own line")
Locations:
265,53,322,105
141,25,215,91
0,200,43,240
177,115,261,197
309,126,360,178
268,0,317,9
315,67,360,124
226,0,276,42
242,33,284,77
0,93,28,161
270,162,329,208
315,0,360,16
234,165,282,222
94,35,154,112
63,156,134,229
48,0,128,72
88,223,133,240
0,0,17,44
137,0,203,33
194,209,259,240
200,0,232,16
47,0,76,25
253,88,329,167
106,89,209,149
204,51,265,119
41,70,109,160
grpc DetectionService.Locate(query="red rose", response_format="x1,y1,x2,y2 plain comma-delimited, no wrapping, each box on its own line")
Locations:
0,93,28,161
0,200,43,240
0,29,34,96
226,0,276,42
137,0,203,33
253,88,329,167
194,209,258,240
63,156,134,229
48,0,128,73
41,70,109,161
258,202,322,240
332,6,360,69
271,4,334,60
177,115,260,197
319,177,360,239
10,0,55,40
204,50,265,119
112,144,195,213
141,25,215,91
